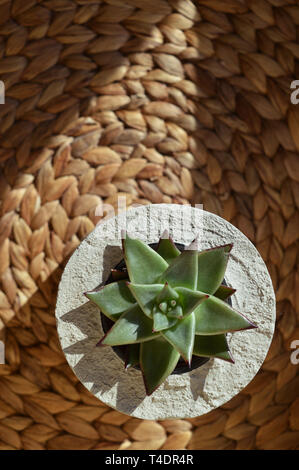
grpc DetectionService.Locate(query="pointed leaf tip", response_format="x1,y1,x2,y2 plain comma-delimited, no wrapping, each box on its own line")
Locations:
223,243,233,253
214,285,236,301
228,353,235,364
157,234,180,264
85,281,135,321
204,243,233,253
193,333,234,363
195,296,257,335
186,234,200,251
160,229,169,239
241,319,258,330
96,337,106,347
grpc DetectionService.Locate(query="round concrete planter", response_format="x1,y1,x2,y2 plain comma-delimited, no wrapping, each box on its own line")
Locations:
55,204,276,420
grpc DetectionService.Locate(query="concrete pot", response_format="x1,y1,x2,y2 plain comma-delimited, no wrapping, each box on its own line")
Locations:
55,204,276,420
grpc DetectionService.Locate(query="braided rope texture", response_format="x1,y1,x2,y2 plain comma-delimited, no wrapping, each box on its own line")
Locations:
0,0,298,450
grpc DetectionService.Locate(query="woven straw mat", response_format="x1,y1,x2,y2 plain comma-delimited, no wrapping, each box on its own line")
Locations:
0,0,298,451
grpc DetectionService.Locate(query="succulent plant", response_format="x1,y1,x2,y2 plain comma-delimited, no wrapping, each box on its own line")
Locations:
85,233,257,395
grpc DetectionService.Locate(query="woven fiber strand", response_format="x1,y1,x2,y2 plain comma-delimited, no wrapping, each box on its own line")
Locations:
0,0,298,451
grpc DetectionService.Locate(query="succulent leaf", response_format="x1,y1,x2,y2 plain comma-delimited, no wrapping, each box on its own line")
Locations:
85,280,135,321
153,308,177,332
214,284,236,301
140,336,180,395
158,301,168,313
127,283,165,318
159,250,198,290
123,234,168,284
156,235,180,264
194,295,257,335
161,312,195,364
174,287,209,317
193,334,234,362
167,304,183,318
197,244,233,294
99,304,160,346
156,282,179,304
125,343,140,370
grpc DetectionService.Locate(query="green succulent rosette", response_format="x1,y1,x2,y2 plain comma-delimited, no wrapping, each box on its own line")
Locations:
85,233,257,395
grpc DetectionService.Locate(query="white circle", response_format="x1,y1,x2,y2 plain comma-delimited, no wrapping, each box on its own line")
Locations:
55,205,276,419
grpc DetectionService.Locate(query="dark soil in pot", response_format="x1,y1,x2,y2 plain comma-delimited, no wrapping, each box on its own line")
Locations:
101,242,232,375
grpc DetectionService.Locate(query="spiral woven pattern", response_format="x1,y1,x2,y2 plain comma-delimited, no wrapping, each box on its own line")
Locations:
0,0,298,450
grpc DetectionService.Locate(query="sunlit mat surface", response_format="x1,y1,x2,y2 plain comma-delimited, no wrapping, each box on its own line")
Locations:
0,0,298,450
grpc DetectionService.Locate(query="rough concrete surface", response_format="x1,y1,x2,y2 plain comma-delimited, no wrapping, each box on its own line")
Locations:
55,204,276,419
